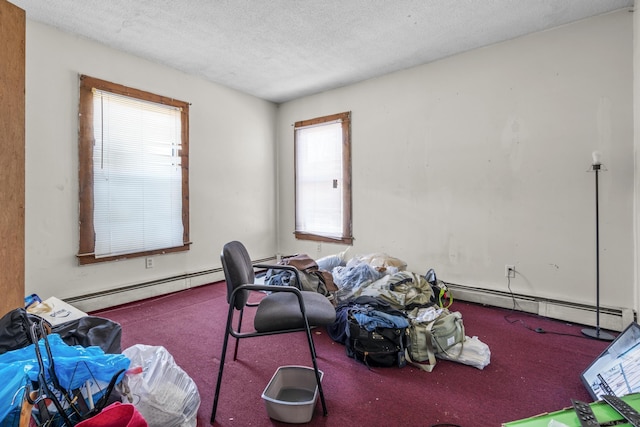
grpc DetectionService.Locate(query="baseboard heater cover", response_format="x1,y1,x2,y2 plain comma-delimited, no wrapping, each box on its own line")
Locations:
65,256,277,313
65,266,634,332
66,269,219,313
445,282,635,332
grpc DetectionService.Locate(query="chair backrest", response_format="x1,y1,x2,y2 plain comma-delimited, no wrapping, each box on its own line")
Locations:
220,241,255,310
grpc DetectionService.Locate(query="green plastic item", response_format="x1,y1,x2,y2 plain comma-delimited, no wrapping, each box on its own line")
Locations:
502,393,640,426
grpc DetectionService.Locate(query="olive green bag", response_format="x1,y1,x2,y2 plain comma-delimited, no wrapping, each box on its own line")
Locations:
406,309,465,372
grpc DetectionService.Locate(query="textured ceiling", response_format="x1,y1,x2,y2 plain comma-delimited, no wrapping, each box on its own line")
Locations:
10,0,634,103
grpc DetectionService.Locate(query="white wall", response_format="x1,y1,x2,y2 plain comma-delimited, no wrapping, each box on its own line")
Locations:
24,21,278,307
21,10,635,322
277,11,634,315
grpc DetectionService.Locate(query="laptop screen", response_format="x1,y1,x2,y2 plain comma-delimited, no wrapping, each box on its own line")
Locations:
581,322,640,400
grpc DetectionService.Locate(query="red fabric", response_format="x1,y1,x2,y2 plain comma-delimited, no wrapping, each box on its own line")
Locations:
76,403,147,427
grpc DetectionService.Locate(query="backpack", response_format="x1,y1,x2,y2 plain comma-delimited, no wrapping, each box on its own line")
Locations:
344,298,410,368
406,307,465,372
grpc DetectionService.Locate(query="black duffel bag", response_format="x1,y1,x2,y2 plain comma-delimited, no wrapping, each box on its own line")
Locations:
0,307,122,354
345,301,410,368
0,308,47,354
52,316,122,354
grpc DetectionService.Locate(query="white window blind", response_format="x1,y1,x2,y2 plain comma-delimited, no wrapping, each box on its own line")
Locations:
92,89,184,258
295,120,344,238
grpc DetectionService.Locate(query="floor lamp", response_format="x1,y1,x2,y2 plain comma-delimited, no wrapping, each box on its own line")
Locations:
582,151,615,341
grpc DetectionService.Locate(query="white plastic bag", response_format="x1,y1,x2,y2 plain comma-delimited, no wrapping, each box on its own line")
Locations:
119,344,200,427
435,335,491,369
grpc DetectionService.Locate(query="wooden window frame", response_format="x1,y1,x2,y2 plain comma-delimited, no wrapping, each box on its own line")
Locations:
294,111,353,245
77,75,190,265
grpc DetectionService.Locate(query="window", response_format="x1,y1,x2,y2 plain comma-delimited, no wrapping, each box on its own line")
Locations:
77,75,190,265
294,111,352,244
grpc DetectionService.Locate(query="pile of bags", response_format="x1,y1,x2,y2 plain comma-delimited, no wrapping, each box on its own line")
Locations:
0,306,200,427
320,253,491,372
264,249,491,372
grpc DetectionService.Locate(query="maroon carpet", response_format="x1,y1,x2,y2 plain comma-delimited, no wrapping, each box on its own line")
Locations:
92,282,612,427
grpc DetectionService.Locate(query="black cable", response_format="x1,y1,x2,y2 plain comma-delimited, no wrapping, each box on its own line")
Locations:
506,275,523,312
503,273,592,339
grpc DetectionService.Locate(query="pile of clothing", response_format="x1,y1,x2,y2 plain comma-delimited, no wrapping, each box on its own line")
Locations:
316,251,491,371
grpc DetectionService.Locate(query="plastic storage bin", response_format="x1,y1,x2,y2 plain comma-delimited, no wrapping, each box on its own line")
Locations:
261,365,324,423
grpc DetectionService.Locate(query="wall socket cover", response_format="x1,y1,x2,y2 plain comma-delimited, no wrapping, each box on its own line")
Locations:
505,265,515,278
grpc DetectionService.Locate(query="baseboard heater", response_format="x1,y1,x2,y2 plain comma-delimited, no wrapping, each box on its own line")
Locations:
65,264,635,332
445,282,636,332
66,256,277,313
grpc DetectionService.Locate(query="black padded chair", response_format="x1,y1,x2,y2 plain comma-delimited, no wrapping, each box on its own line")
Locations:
211,241,336,423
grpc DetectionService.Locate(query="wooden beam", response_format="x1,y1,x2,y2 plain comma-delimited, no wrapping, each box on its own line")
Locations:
0,0,26,315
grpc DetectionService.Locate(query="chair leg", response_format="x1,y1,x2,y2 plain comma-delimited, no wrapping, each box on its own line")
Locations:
211,304,235,424
233,307,245,361
303,322,328,416
309,327,318,360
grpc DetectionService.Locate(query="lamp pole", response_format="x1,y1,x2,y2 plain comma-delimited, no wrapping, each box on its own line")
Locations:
582,153,614,341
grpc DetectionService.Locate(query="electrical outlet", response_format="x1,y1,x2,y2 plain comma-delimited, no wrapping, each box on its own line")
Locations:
505,264,515,278
145,257,154,269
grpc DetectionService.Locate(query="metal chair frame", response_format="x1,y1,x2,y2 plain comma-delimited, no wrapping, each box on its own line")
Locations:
211,252,328,424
